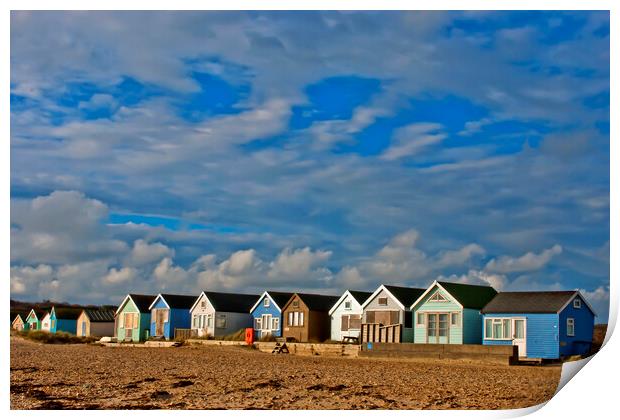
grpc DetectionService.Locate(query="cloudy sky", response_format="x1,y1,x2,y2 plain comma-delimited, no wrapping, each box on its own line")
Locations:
10,11,609,320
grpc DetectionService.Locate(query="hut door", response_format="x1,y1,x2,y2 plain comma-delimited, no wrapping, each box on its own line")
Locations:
261,314,272,337
426,313,450,344
81,321,87,337
155,309,167,336
512,319,527,357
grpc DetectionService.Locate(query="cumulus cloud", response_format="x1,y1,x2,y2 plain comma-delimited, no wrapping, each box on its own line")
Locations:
381,123,447,160
485,245,563,274
103,267,138,285
128,239,174,266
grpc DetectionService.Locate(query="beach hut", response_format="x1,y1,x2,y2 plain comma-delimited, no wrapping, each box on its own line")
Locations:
11,313,29,331
115,294,157,342
328,290,372,342
148,294,196,339
361,285,425,343
410,281,497,344
25,309,46,331
250,291,294,340
281,293,340,343
41,306,82,334
189,291,259,338
76,309,116,337
481,291,596,360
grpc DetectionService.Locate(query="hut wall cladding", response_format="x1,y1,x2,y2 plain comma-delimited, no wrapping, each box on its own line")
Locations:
282,296,310,342
76,312,91,337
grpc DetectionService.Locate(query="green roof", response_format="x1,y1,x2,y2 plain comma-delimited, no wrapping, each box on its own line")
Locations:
437,281,498,309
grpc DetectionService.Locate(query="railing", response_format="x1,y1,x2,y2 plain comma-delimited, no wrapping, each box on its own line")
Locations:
361,323,402,343
174,328,196,341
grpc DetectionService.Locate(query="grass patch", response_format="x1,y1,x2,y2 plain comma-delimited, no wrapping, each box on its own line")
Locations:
15,329,98,344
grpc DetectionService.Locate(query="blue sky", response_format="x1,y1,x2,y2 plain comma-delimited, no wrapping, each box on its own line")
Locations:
10,11,609,320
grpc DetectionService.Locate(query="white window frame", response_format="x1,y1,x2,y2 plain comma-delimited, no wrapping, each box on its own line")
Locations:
263,297,270,307
429,291,448,302
416,312,425,327
288,312,294,326
293,311,299,326
573,298,581,309
255,317,262,330
215,314,226,329
450,312,460,327
272,317,279,331
344,301,352,310
378,297,388,306
207,314,213,328
299,311,304,326
484,317,512,340
567,318,575,336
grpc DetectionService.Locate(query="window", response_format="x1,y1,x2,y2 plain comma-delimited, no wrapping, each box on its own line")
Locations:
349,315,361,330
201,301,206,309
263,298,270,307
293,311,299,326
216,314,226,329
573,298,581,309
254,318,262,330
192,315,199,328
429,291,448,302
341,315,349,331
450,313,460,327
299,312,304,326
378,297,388,306
292,300,299,308
404,311,413,329
416,312,425,326
567,318,575,336
288,312,294,326
344,301,352,310
485,318,512,340
207,314,213,327
272,317,279,331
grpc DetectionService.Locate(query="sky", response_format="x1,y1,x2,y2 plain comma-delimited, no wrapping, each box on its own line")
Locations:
10,11,610,320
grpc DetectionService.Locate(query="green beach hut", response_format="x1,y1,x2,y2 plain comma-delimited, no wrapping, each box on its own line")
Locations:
115,294,157,342
410,281,497,344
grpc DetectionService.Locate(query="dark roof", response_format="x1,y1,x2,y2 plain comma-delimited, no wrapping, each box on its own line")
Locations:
384,285,426,307
203,291,260,313
84,309,116,322
128,294,158,313
265,291,295,309
481,291,578,314
54,306,83,320
437,281,498,309
349,290,373,305
159,294,196,309
295,293,340,312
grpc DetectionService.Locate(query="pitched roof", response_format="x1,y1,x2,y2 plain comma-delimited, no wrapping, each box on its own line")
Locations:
349,290,373,305
265,291,295,309
27,309,47,320
11,312,29,322
481,291,580,314
384,285,426,307
158,294,197,309
128,294,158,312
54,306,83,320
437,281,498,309
84,309,116,322
294,293,340,312
203,291,260,313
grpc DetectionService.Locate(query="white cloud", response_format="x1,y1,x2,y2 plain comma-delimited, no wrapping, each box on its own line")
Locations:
128,239,174,266
485,244,563,274
268,247,332,279
103,267,137,285
381,123,446,161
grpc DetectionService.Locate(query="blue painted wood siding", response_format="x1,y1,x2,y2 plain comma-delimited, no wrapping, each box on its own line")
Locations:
150,298,170,338
251,297,282,338
559,299,594,356
169,308,191,339
462,308,483,344
482,313,560,359
56,319,77,334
